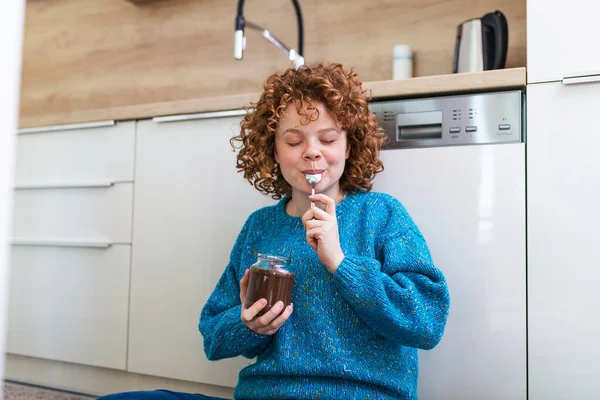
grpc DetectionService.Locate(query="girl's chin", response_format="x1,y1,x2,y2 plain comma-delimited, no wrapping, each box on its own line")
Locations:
293,184,319,196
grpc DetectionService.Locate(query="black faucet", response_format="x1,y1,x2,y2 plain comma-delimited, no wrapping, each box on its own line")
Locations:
234,0,304,68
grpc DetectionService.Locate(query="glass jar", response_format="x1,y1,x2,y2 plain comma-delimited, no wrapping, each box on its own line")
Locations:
244,253,294,316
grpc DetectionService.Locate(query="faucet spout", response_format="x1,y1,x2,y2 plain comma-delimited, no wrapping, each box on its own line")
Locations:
234,0,304,68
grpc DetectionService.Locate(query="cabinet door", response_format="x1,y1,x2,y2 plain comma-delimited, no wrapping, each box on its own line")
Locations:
12,183,133,244
527,82,600,399
376,143,526,400
15,121,135,186
7,245,131,370
527,0,600,83
129,117,275,387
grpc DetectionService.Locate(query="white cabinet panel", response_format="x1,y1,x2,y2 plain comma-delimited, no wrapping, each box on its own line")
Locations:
129,117,275,387
527,0,600,83
12,183,133,244
376,143,526,400
15,121,135,186
527,82,600,399
7,245,131,370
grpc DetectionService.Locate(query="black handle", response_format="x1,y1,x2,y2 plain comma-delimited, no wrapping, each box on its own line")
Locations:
481,10,509,70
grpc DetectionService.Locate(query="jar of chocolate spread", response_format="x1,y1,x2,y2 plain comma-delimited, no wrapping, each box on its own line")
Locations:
244,253,294,316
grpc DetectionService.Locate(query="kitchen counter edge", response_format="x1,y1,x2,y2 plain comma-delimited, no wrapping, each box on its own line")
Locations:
18,67,526,129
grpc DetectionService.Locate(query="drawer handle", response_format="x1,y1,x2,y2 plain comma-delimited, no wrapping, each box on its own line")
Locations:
562,71,600,85
17,120,115,135
153,109,253,123
15,180,115,190
11,239,113,249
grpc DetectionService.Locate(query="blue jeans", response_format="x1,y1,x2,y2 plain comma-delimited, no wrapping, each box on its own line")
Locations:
96,389,229,400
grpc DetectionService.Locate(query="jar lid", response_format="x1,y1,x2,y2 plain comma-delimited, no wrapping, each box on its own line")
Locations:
257,253,290,267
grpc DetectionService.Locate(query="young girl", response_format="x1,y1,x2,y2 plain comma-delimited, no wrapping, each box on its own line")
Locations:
101,62,450,400
199,62,450,399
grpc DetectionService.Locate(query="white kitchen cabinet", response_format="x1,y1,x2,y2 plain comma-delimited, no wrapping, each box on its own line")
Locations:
129,117,275,387
12,183,134,245
15,121,135,186
527,0,600,83
7,245,131,370
376,143,527,400
7,122,136,371
527,81,600,399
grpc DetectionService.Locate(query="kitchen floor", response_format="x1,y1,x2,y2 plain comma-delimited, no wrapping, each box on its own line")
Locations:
3,382,95,400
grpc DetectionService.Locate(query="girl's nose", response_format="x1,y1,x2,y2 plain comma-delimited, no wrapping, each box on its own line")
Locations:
303,150,322,161
303,139,322,161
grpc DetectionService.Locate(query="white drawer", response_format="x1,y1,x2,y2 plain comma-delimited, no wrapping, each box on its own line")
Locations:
15,121,135,187
6,244,131,370
12,183,133,244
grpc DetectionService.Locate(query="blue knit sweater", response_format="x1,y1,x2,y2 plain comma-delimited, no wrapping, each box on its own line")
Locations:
199,191,450,400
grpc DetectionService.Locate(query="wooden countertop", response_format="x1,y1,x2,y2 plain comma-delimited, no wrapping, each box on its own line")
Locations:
18,68,526,128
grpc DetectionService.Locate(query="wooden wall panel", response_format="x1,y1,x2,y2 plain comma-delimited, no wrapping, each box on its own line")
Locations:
19,0,526,127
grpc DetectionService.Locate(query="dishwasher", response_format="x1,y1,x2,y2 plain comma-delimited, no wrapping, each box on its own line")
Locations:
370,91,526,400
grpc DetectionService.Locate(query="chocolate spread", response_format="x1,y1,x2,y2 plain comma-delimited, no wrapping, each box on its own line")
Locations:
245,266,295,316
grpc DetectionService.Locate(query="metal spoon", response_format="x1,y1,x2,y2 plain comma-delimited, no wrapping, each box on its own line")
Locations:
305,173,321,209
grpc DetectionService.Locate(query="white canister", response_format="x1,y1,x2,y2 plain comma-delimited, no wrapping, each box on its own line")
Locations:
393,44,413,80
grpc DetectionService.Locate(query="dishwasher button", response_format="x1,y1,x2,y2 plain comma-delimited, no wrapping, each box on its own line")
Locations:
465,126,477,132
449,127,461,133
499,124,511,130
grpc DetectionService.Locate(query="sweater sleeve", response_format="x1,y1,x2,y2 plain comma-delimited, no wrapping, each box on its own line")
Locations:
199,216,272,360
332,204,450,350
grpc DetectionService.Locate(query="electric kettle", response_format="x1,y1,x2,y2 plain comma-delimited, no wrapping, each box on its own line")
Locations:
452,10,508,73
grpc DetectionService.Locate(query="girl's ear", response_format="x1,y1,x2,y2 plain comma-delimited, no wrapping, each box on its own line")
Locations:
344,130,350,159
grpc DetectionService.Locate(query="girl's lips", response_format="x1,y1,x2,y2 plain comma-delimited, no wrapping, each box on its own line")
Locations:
303,169,324,174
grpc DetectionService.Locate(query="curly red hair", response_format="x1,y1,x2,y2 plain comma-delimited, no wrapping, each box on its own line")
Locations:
230,62,387,199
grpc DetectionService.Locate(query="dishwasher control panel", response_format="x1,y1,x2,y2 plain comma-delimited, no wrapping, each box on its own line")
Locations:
369,90,524,149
